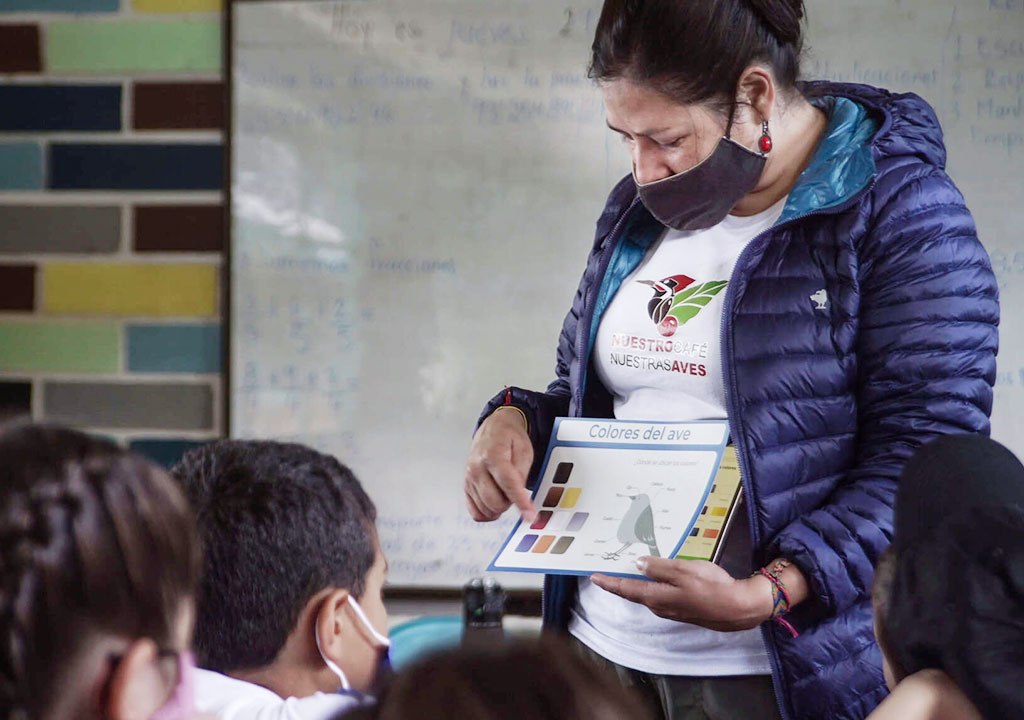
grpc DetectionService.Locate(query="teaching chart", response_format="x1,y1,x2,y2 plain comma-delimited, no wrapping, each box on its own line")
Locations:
675,445,743,563
231,0,1024,587
489,419,729,577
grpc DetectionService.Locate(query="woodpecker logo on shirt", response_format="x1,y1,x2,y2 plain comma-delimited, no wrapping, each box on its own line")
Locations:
639,274,728,337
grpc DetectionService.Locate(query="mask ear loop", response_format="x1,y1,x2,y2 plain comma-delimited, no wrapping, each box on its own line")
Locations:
724,101,738,140
346,596,390,648
725,101,771,155
315,595,390,692
315,623,351,691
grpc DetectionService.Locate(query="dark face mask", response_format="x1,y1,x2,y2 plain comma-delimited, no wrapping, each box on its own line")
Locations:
634,108,767,232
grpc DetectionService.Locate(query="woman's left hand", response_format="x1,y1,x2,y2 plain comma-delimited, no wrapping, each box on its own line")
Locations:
591,557,774,632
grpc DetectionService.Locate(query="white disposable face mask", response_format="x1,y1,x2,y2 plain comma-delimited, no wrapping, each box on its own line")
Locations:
315,595,390,691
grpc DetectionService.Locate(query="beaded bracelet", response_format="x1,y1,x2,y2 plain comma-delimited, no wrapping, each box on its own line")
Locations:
756,559,800,638
760,559,792,614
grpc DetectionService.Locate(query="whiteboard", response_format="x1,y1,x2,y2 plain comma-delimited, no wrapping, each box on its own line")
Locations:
230,0,1024,588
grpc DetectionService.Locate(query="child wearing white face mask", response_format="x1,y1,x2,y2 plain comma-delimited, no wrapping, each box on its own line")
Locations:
172,440,390,720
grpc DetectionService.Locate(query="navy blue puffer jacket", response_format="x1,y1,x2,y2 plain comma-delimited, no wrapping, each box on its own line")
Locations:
480,82,999,719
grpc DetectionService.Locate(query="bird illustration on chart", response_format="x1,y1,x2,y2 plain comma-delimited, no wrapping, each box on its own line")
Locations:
602,493,661,560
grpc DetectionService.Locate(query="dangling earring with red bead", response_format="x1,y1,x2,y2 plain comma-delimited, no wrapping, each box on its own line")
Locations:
758,120,773,154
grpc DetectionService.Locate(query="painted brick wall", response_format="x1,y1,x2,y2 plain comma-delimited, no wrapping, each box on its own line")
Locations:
0,0,223,468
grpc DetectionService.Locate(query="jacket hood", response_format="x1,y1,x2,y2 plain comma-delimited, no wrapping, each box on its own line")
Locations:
784,81,948,221
810,81,949,171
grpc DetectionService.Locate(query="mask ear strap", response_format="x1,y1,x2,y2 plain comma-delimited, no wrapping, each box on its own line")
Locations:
315,622,351,691
347,596,390,648
725,101,738,140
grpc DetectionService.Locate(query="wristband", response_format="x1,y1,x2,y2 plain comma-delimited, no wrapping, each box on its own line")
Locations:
755,559,800,638
495,390,529,433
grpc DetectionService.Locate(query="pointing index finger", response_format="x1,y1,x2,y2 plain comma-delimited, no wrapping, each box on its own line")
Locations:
512,486,538,523
489,457,538,522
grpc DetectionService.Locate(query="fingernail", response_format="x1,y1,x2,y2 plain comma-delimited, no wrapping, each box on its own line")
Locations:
635,558,648,573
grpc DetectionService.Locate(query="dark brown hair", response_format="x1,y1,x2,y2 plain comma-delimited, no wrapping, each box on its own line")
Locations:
348,637,653,720
870,546,907,684
0,424,200,720
589,0,807,108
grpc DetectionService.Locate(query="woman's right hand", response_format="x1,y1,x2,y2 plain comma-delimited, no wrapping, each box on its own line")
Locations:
464,407,537,522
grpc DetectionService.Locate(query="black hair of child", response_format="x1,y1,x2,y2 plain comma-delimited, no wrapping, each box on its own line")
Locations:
887,435,1024,719
172,440,377,673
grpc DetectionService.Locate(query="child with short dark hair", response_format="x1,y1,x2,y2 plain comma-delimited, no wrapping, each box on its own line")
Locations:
172,440,388,720
867,435,1024,720
345,637,653,720
0,423,201,720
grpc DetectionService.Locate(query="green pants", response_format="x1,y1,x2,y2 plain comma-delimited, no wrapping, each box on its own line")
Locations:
572,637,784,720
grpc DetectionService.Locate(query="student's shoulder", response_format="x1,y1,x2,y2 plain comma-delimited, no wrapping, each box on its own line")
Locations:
194,669,365,720
194,668,281,710
866,670,982,720
280,693,368,720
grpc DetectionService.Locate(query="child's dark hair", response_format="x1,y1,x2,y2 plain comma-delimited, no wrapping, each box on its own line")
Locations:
883,435,1024,718
589,0,807,108
870,546,907,683
0,423,200,720
172,440,377,673
348,637,653,720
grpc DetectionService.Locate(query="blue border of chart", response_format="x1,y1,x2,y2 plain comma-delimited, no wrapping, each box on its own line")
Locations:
487,418,729,578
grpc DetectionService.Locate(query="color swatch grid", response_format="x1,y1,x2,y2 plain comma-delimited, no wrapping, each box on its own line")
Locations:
675,446,742,562
515,462,586,556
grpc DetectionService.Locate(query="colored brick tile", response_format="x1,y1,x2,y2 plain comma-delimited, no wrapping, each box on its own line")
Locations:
133,81,223,130
49,143,222,191
0,143,43,190
0,25,41,73
0,85,121,132
0,381,32,423
127,323,221,373
0,321,119,373
0,1,118,12
134,204,222,252
46,20,220,74
43,381,213,430
0,206,120,254
133,0,221,13
0,265,35,311
129,438,208,468
42,262,218,317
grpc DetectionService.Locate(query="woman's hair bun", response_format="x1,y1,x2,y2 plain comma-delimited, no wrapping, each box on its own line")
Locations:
589,0,807,103
743,0,806,47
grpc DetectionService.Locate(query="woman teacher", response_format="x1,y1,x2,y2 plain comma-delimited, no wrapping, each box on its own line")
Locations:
463,1,999,719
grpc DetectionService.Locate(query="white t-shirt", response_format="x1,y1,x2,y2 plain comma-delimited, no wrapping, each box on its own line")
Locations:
569,198,787,676
194,668,364,720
